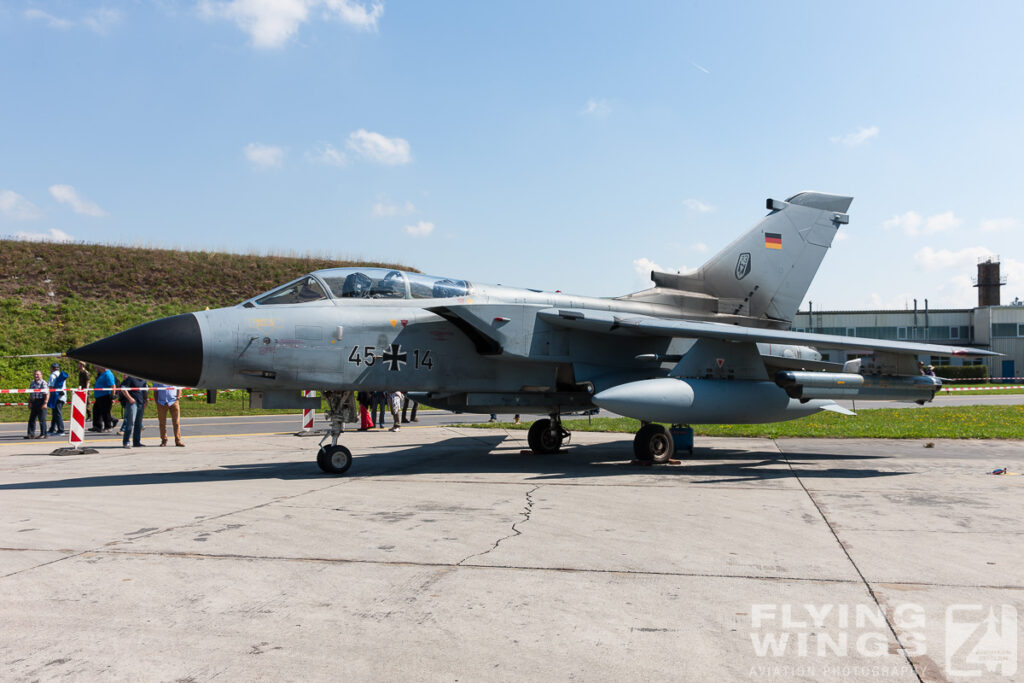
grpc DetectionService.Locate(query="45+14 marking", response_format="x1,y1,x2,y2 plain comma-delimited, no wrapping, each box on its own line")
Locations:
347,343,432,372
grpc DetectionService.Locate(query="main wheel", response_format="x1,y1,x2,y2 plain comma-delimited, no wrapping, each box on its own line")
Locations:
633,424,674,463
317,445,353,474
527,418,563,454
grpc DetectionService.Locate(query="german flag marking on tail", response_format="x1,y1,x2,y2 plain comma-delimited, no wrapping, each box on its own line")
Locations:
764,232,782,250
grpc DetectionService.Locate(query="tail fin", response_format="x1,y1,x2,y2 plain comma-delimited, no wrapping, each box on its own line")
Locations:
651,191,852,324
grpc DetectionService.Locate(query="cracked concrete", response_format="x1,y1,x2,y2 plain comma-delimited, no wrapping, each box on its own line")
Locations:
1,427,1022,680
458,485,538,565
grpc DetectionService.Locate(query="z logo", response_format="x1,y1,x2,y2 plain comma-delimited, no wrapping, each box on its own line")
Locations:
735,252,751,280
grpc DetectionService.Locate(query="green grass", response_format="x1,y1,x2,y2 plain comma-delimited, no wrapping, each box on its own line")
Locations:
456,405,1024,439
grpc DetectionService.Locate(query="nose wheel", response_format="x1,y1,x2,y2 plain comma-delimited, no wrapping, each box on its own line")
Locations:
317,445,352,474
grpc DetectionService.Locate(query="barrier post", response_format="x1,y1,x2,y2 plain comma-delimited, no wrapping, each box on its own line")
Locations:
69,390,86,446
51,389,97,455
302,390,316,431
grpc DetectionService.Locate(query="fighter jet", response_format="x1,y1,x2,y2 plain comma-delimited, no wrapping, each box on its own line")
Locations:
70,192,996,474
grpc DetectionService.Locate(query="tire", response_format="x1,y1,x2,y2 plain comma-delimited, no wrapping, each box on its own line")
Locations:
633,424,674,463
527,418,563,454
317,445,353,474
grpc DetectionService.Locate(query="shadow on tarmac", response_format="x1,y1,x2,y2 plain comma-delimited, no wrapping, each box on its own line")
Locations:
0,433,907,490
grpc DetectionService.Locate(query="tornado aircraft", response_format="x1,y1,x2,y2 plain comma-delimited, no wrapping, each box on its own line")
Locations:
70,192,996,474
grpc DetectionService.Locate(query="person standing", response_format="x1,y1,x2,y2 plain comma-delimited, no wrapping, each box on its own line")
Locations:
47,362,68,435
372,391,388,428
402,394,418,423
26,370,48,439
118,374,148,448
77,360,91,420
388,391,403,431
357,391,374,431
91,366,117,432
153,382,184,447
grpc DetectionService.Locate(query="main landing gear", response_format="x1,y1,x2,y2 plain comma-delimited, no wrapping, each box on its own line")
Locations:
527,414,570,454
632,423,694,463
632,423,672,463
317,390,352,474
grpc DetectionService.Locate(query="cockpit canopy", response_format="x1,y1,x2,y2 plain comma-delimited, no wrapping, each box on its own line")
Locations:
248,268,470,306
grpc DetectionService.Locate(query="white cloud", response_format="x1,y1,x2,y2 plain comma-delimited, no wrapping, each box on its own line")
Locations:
633,257,664,278
244,142,285,168
683,198,714,213
13,228,74,243
632,258,697,279
933,274,978,308
581,98,610,117
24,7,120,34
48,185,107,217
830,125,879,147
306,142,346,166
981,217,1018,232
882,210,921,234
0,190,42,220
323,0,383,29
404,221,434,237
883,210,961,236
373,199,415,217
691,242,708,253
82,8,122,35
346,129,412,165
913,245,993,271
24,9,72,29
200,0,382,49
690,61,710,74
923,211,961,234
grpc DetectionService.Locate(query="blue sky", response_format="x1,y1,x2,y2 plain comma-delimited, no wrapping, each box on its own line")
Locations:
2,1,1024,310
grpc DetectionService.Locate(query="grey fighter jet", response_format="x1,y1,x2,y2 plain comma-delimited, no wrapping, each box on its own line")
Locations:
70,192,996,474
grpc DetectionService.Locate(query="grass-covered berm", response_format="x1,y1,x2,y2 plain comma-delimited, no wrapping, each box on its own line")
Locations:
0,239,413,387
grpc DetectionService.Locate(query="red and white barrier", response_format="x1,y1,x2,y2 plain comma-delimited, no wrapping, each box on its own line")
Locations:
69,390,86,446
941,376,1024,382
302,390,316,430
941,385,1024,392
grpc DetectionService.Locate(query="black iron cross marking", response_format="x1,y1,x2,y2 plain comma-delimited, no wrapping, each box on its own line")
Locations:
382,343,407,371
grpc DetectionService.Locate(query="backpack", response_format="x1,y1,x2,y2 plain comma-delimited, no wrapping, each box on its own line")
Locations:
47,371,68,407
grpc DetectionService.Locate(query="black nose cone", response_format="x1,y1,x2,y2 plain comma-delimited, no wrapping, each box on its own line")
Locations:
69,313,203,386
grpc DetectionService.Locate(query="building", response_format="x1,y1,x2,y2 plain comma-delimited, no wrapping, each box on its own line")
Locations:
796,258,1024,378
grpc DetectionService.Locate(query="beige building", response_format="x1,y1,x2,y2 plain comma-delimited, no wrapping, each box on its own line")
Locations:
795,259,1024,378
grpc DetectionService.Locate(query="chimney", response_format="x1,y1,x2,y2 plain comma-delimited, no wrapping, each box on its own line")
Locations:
973,257,1006,307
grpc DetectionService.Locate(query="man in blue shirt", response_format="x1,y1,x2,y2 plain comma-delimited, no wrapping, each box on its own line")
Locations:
154,382,185,447
91,367,118,432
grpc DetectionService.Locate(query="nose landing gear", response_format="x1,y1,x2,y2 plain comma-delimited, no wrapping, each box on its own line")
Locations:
317,390,354,474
